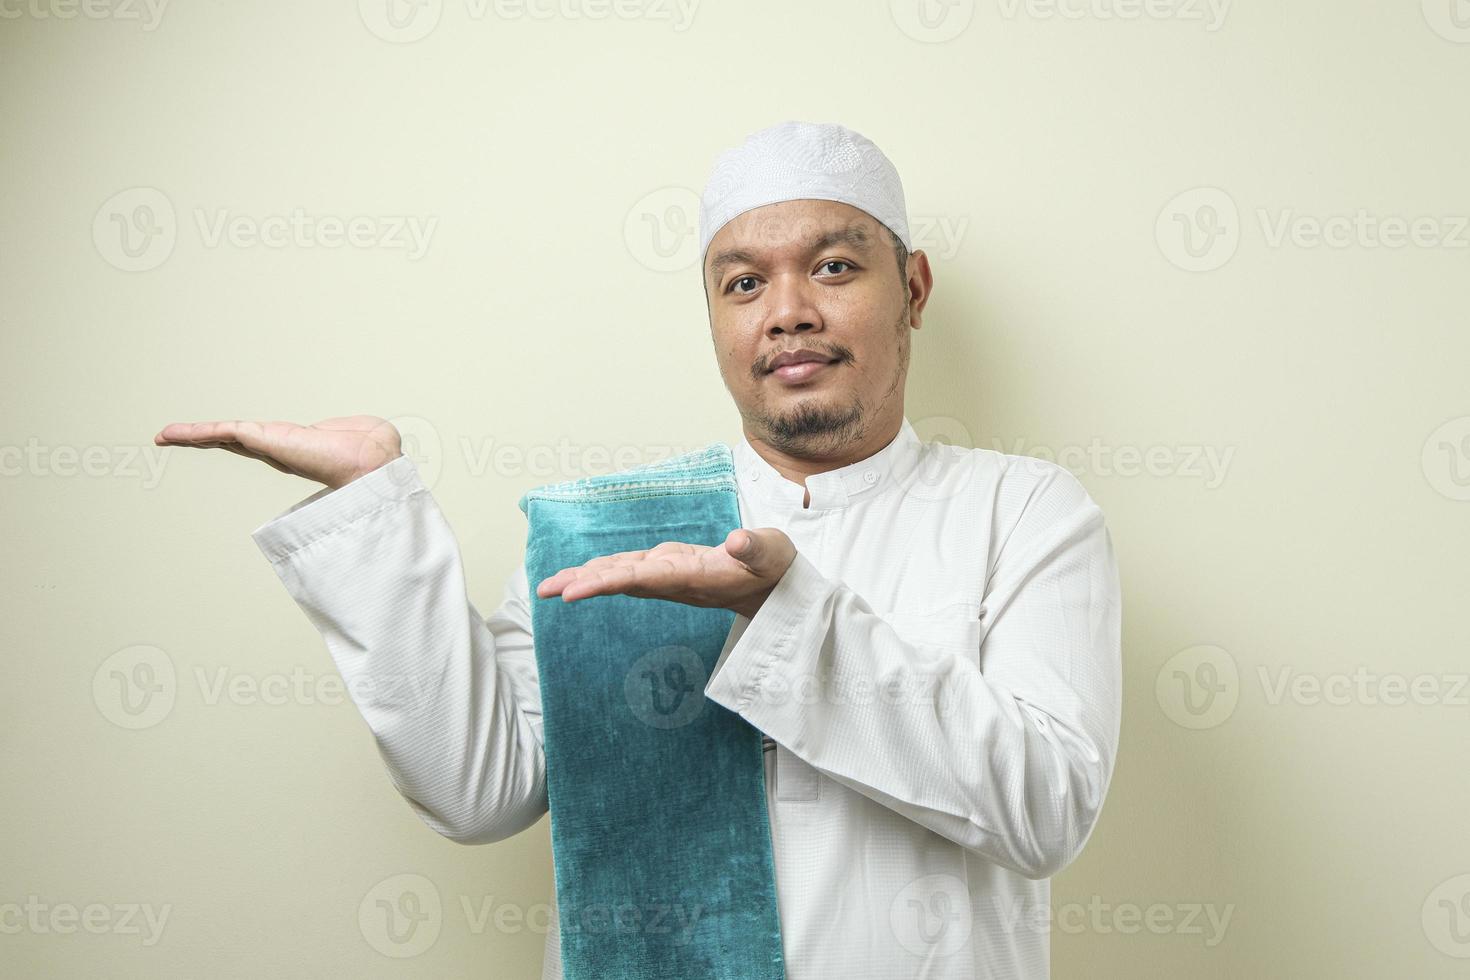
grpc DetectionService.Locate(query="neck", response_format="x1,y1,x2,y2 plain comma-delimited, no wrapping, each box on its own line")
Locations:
742,412,904,508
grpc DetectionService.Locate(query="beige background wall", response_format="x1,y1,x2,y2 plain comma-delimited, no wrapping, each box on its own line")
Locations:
4,1,1468,976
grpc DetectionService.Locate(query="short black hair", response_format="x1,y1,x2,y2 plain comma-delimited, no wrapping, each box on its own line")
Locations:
886,226,910,281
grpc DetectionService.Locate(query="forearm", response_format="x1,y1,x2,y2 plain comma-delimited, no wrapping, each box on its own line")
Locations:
252,455,548,844
705,514,1121,879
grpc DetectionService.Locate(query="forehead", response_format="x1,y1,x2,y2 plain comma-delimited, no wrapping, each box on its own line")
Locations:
705,199,886,275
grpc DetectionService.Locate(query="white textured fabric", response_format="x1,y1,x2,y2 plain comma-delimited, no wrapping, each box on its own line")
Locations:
251,416,1123,979
699,120,913,261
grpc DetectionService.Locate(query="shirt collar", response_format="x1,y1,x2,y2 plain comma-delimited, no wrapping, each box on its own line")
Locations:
733,415,924,511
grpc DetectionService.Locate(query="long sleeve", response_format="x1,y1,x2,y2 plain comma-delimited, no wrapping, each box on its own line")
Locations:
250,454,548,845
703,461,1122,880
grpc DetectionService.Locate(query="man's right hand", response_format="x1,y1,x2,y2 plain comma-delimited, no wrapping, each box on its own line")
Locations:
153,416,402,490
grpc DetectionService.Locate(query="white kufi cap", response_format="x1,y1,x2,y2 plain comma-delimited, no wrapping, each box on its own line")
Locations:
698,120,912,262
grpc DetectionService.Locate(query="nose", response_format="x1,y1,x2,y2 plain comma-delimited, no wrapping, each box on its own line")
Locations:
762,273,824,338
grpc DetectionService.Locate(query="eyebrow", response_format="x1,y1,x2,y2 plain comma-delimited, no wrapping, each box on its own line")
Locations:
706,226,874,285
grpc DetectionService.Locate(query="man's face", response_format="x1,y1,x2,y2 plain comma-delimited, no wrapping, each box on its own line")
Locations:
703,199,930,457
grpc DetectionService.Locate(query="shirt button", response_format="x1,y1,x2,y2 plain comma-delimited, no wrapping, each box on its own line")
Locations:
751,471,760,481
863,470,877,484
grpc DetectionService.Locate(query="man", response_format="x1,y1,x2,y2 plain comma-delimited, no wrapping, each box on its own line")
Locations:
154,120,1122,979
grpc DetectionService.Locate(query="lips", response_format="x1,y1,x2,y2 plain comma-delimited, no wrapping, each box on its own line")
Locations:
767,353,837,373
769,358,837,383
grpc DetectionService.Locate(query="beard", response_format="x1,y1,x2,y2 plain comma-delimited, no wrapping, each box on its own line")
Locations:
757,393,866,454
747,306,910,457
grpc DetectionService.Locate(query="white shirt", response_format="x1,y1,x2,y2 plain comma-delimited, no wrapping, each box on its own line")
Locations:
251,414,1122,979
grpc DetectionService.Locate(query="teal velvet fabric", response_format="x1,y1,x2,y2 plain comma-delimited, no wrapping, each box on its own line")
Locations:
516,443,786,980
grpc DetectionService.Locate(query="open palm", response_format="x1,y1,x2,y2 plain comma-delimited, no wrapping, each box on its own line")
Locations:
535,527,797,620
153,415,402,490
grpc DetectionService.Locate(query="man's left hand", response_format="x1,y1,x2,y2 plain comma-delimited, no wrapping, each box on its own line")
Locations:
534,527,797,620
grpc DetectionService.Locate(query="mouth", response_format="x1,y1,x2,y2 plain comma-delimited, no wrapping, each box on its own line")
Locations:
768,358,839,384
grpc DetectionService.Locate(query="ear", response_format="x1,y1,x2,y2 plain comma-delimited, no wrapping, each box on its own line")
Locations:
904,250,934,330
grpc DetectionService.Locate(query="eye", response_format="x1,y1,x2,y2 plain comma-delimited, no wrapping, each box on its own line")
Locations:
818,260,853,275
728,275,759,295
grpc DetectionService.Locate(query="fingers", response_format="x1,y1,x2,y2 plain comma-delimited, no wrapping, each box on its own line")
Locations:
534,540,715,601
154,419,290,451
534,541,703,596
534,547,645,595
155,420,239,446
537,558,632,599
157,423,309,479
559,553,682,602
150,423,295,474
153,420,308,481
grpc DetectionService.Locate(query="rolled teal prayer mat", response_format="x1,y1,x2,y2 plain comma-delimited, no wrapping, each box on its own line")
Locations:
516,442,786,980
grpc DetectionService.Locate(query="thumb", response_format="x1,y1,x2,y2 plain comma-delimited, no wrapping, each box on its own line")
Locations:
728,528,798,583
727,528,764,565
